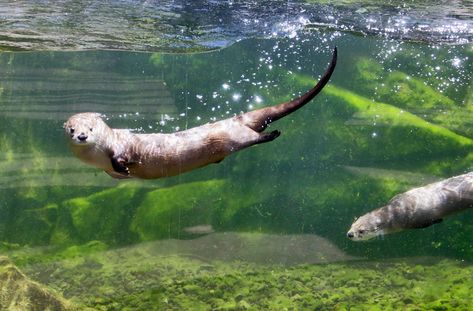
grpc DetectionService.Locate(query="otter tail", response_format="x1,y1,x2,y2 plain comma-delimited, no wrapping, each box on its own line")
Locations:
241,47,337,132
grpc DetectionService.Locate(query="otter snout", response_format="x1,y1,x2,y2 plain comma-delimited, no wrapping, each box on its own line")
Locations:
78,133,88,142
346,228,369,241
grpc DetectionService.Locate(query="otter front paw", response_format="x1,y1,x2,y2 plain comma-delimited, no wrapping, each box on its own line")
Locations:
111,155,130,175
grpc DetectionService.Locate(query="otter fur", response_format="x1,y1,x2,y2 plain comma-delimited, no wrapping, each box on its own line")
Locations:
64,48,337,179
347,172,473,241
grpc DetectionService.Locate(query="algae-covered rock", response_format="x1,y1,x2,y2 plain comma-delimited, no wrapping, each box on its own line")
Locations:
0,256,85,310
58,241,108,260
317,84,473,166
9,204,57,245
465,77,473,106
354,57,455,110
130,177,290,241
353,57,473,138
131,180,227,241
63,186,143,245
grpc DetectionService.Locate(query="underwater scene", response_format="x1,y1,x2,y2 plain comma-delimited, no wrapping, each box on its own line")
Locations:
0,0,473,310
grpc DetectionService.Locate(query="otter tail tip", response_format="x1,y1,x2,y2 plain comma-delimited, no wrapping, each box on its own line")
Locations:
332,46,337,67
324,46,337,82
241,47,338,132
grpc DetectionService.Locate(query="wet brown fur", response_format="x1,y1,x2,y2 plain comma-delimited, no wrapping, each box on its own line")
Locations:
347,171,473,241
64,48,337,179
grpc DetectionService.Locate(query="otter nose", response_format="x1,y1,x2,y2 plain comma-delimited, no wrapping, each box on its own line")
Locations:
78,133,88,141
347,231,354,238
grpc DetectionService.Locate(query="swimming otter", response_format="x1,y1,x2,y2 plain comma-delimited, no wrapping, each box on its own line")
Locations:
347,172,473,241
64,48,337,179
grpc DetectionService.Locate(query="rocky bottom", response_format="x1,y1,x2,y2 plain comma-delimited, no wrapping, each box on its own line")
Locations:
1,235,469,311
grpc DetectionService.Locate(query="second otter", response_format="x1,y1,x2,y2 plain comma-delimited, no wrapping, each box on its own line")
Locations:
347,172,473,241
64,48,337,179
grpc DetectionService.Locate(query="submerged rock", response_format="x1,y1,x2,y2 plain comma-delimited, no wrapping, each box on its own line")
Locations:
320,84,473,162
130,179,228,241
353,57,473,139
354,57,455,111
129,178,280,240
139,231,358,265
0,256,84,311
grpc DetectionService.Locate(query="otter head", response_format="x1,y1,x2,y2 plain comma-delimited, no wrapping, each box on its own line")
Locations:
346,211,385,241
63,113,108,146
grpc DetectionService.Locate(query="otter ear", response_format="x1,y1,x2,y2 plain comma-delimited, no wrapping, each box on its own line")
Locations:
62,122,67,129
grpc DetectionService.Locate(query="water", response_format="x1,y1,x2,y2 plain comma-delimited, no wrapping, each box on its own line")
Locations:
0,0,472,52
0,1,473,310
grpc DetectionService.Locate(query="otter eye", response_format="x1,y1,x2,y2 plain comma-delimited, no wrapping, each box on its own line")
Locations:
70,128,75,134
89,128,93,132
358,229,365,234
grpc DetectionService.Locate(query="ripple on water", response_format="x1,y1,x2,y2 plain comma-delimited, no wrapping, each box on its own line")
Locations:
0,0,472,52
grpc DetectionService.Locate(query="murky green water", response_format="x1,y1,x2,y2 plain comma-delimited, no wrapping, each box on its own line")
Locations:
1,1,473,310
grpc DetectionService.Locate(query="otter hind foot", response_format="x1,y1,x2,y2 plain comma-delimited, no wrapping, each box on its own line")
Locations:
257,130,281,144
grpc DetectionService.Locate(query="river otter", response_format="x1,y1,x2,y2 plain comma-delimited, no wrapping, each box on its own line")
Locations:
64,48,337,179
347,172,473,241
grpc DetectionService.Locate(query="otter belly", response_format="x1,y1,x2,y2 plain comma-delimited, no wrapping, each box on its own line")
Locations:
127,120,255,179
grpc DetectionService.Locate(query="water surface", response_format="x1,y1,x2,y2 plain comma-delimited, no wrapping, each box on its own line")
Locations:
0,0,472,52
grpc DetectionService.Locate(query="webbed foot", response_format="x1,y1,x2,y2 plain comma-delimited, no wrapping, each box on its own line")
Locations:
258,130,281,143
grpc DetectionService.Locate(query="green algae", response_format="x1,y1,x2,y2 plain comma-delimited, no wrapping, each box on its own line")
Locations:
354,57,455,110
65,186,142,245
321,84,473,163
14,243,473,311
0,256,86,310
10,204,57,246
130,178,286,240
131,179,226,240
352,57,473,138
324,84,469,143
